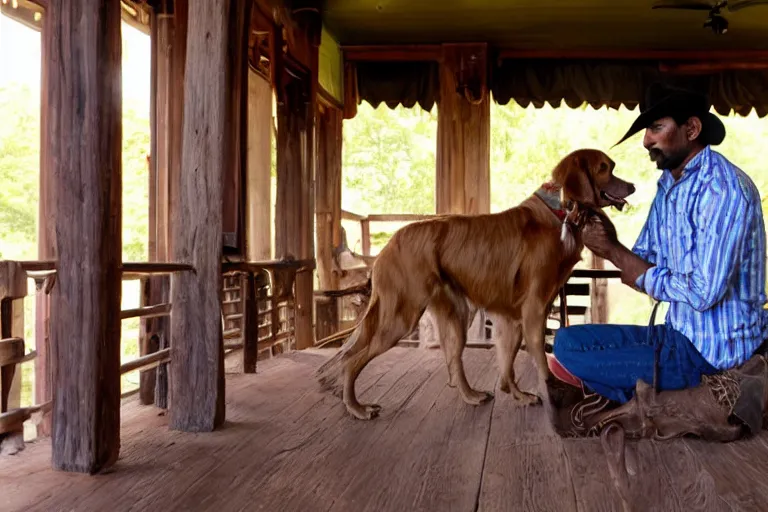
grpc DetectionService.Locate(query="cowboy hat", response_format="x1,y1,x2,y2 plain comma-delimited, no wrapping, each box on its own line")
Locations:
614,83,726,147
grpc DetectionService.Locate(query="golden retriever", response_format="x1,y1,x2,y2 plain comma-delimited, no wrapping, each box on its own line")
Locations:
316,149,635,419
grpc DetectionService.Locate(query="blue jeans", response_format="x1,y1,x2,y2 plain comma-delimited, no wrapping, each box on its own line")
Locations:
553,323,718,404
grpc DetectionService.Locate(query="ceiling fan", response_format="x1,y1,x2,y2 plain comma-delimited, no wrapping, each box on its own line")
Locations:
652,0,768,34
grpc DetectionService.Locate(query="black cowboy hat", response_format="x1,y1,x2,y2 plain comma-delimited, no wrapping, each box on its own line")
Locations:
614,83,726,147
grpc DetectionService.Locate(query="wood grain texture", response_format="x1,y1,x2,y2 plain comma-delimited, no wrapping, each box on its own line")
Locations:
5,349,768,510
478,356,579,512
45,0,123,473
436,43,490,216
142,5,175,406
245,72,273,261
169,0,231,432
222,0,251,253
315,106,343,293
275,66,316,350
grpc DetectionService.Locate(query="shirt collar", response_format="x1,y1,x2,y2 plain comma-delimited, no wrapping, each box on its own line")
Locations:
658,145,711,192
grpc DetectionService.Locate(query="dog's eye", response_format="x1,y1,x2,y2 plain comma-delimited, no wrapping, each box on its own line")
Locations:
599,162,609,173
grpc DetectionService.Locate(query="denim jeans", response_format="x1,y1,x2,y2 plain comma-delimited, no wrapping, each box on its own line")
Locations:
553,323,718,404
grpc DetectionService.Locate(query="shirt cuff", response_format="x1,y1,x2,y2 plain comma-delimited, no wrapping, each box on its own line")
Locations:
638,266,666,300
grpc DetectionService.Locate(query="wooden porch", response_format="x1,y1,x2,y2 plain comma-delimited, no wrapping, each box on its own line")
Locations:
5,347,768,512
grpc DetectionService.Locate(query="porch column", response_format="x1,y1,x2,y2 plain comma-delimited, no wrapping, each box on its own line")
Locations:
246,70,274,261
275,69,315,350
141,0,175,407
170,0,243,432
315,104,343,339
436,43,491,215
47,0,123,473
35,10,53,437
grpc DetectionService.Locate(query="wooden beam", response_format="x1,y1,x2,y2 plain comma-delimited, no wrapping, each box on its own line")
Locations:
143,4,174,407
588,253,608,325
315,107,342,291
245,70,273,261
342,44,442,62
498,49,768,62
47,0,123,474
367,213,438,222
170,0,235,432
436,43,490,215
242,273,258,373
222,0,252,254
36,8,53,438
658,61,768,74
275,64,316,350
315,106,343,340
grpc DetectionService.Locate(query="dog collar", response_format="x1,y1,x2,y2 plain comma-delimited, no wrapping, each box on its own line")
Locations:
534,181,567,221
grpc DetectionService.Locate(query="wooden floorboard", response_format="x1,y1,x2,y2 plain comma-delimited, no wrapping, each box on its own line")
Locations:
478,355,579,512
4,347,768,512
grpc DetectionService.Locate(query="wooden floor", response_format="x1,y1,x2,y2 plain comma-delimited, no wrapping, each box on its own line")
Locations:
4,347,768,512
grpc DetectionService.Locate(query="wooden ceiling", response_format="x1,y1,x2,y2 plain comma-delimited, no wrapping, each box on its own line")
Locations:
322,0,768,51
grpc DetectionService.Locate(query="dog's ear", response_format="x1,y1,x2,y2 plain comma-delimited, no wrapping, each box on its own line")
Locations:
554,153,597,206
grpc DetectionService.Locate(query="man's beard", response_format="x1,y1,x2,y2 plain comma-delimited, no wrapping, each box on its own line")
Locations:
648,147,688,171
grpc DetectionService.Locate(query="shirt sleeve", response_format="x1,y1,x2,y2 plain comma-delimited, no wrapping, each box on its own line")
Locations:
632,194,661,264
638,179,749,312
631,193,661,292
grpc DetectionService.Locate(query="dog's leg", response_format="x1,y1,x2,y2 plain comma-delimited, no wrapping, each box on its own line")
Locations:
522,303,552,398
434,292,493,405
342,348,384,420
341,296,426,420
493,314,541,406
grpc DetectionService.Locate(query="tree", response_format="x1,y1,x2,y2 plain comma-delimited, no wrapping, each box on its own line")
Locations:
0,84,39,260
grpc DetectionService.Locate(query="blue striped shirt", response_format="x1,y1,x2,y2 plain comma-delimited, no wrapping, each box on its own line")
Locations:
633,145,768,370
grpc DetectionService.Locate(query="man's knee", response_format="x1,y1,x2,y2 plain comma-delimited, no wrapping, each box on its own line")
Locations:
553,325,584,360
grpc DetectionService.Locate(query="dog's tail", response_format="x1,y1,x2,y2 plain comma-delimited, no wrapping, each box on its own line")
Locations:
315,294,380,397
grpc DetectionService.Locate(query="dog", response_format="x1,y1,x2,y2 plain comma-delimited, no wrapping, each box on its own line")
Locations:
316,148,635,420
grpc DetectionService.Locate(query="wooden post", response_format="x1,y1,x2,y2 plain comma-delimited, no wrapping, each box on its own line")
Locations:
436,43,491,215
35,9,53,438
315,105,343,339
142,2,176,406
222,0,251,253
0,262,27,416
360,219,371,257
273,5,321,351
246,70,274,261
47,0,123,473
242,273,258,373
589,252,609,324
169,0,238,432
275,72,315,350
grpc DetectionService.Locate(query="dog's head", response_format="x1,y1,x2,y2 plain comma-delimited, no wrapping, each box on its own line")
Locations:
552,149,635,211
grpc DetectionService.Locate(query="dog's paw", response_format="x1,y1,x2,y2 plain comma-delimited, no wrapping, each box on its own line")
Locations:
348,403,381,420
462,389,495,406
514,392,542,407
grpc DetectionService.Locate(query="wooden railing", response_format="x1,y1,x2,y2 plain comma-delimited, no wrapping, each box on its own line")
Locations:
341,210,439,258
219,258,315,370
0,260,194,454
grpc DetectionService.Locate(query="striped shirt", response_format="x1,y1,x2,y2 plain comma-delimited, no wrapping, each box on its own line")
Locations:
633,145,768,370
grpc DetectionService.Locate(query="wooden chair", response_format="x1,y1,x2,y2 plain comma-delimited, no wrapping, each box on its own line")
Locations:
544,281,592,352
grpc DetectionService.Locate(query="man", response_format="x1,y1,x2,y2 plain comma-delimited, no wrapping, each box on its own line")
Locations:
552,83,768,404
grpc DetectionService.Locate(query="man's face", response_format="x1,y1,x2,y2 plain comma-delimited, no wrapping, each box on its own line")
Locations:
642,116,693,171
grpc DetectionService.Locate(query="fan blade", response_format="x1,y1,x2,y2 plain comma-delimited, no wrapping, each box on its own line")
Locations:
728,0,768,11
652,2,718,10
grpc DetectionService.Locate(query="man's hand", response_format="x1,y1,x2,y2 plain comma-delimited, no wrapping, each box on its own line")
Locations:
580,211,620,261
581,211,654,288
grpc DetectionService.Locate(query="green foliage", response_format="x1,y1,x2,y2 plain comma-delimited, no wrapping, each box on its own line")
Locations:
343,99,768,326
342,102,436,215
122,106,150,262
0,84,39,260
